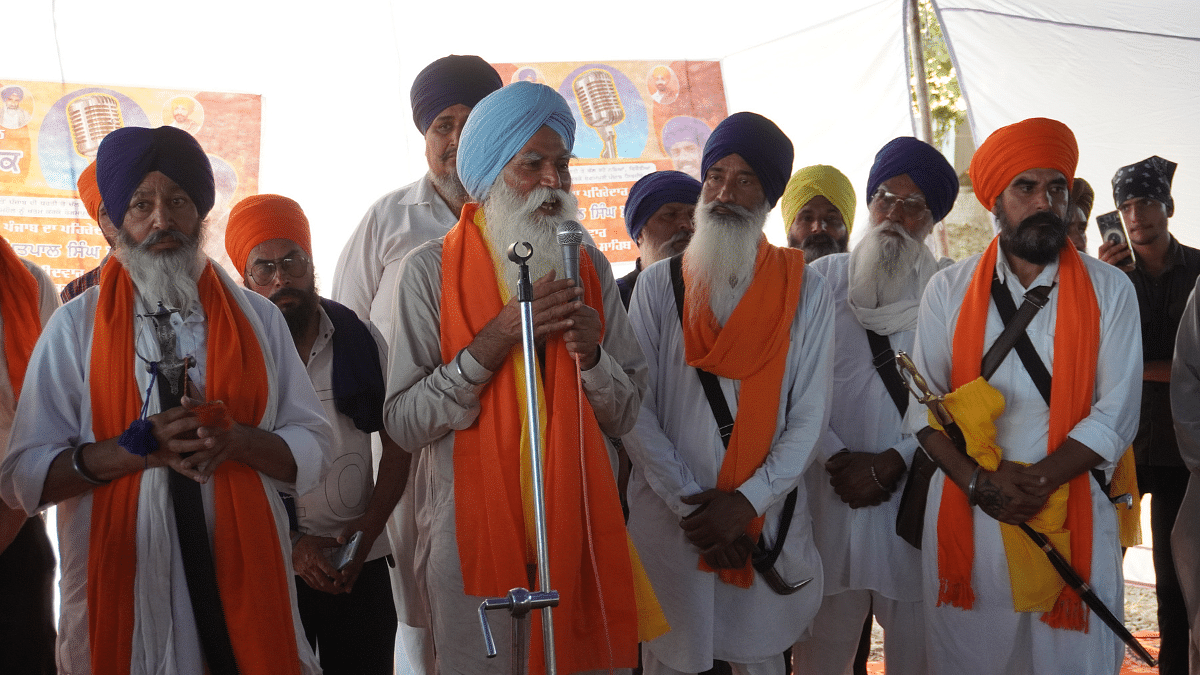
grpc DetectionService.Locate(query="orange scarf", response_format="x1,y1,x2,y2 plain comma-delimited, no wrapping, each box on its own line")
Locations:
681,239,805,587
441,204,642,674
0,237,42,398
87,257,304,674
938,238,1098,631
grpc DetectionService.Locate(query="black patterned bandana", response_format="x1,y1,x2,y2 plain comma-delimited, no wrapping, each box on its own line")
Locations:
1112,155,1176,214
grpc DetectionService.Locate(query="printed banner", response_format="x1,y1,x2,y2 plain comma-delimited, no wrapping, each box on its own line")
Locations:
0,79,261,289
492,61,727,264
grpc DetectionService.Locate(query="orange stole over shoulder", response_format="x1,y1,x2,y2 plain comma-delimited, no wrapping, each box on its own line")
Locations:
87,257,304,675
0,237,42,398
682,239,804,588
937,239,1098,630
441,204,641,674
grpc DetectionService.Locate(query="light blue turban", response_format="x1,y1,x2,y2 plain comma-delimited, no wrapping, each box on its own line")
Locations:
456,81,576,202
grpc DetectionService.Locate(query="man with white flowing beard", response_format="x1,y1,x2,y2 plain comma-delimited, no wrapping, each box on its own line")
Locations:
793,137,959,675
0,126,332,675
624,112,832,675
384,81,660,675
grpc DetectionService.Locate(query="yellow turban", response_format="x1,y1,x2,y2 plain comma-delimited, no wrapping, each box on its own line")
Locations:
781,165,856,235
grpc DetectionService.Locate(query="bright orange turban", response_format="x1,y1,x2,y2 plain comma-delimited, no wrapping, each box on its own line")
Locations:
968,117,1078,210
224,194,312,273
77,161,102,223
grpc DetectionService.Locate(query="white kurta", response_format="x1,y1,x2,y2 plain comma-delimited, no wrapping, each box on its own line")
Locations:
623,256,833,672
383,237,647,674
0,273,333,675
1168,274,1200,671
295,304,391,561
909,249,1140,675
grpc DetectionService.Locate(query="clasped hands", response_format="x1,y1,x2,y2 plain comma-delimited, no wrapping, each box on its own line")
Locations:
469,271,601,372
969,460,1054,525
680,488,758,569
825,449,906,509
141,384,249,483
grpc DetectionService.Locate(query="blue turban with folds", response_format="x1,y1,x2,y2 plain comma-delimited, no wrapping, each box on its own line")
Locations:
456,81,576,203
866,137,959,223
410,55,502,134
700,112,793,209
624,170,701,242
2,86,24,101
96,126,215,229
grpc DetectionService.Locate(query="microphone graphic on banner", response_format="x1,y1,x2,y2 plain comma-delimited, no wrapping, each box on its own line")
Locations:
572,69,625,159
557,220,584,289
67,93,124,158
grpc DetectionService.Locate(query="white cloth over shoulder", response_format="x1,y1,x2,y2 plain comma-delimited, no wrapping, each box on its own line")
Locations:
623,256,833,672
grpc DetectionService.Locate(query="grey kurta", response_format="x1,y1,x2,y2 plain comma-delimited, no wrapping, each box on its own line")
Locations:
623,256,833,672
382,235,647,673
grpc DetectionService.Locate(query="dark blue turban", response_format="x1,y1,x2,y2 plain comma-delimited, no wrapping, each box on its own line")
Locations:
96,126,215,229
624,170,701,242
700,112,793,209
866,137,959,223
410,55,502,134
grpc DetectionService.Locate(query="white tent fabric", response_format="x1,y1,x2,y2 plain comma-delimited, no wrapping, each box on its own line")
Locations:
936,0,1200,246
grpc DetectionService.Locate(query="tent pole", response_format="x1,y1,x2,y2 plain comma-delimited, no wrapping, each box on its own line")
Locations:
908,0,934,143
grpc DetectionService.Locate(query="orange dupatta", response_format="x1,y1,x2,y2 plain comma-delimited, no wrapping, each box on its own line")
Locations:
681,239,805,588
938,238,1098,630
0,237,43,398
440,204,642,674
87,257,304,674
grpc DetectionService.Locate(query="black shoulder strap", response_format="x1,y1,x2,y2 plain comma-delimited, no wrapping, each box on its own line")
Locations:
986,273,1053,405
865,329,909,417
670,255,734,448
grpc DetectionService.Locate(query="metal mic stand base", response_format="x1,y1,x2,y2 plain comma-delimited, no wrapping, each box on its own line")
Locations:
480,589,560,675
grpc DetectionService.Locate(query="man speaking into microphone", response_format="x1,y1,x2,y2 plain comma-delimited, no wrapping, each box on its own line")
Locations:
383,81,664,674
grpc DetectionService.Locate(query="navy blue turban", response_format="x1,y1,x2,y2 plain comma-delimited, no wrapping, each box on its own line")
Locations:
866,137,959,223
457,81,575,202
624,170,701,242
410,55,502,134
700,112,793,209
1113,155,1176,216
96,126,215,229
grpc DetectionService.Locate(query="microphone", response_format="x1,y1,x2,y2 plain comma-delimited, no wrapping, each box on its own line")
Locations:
572,69,625,159
67,93,123,158
557,220,584,288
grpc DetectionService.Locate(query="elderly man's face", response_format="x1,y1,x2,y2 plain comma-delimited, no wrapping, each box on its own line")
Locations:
701,153,765,213
868,174,931,240
639,201,695,266
500,125,573,217
788,195,848,255
119,171,202,248
425,103,471,180
1120,196,1169,248
5,94,20,109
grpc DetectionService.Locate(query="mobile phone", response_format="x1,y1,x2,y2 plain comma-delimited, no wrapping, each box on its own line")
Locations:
333,531,363,571
1096,210,1136,267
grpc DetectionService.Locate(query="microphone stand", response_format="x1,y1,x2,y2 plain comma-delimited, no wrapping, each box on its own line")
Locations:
479,242,559,675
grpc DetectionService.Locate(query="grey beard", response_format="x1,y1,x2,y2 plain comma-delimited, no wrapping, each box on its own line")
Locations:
849,219,924,308
684,199,768,325
483,178,579,296
116,226,207,311
429,169,470,212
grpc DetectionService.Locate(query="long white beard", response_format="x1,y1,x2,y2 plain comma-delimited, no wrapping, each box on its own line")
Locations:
116,226,207,311
683,199,768,325
847,218,939,334
483,178,580,297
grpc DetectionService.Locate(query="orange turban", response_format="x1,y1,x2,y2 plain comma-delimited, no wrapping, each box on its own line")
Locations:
225,194,312,273
77,161,102,223
968,117,1078,211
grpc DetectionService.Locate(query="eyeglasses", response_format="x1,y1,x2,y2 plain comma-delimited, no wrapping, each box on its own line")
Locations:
248,255,310,286
872,188,929,218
